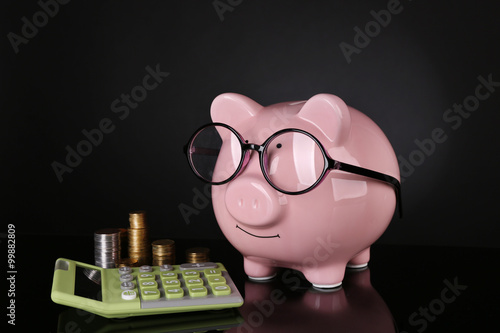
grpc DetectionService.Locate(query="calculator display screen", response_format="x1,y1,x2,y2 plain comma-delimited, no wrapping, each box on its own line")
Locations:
74,265,103,302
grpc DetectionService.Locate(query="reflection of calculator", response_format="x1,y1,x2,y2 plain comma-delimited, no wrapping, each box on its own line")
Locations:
51,258,244,318
57,307,244,332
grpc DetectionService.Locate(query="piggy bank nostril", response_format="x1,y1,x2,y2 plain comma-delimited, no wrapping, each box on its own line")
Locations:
252,199,259,210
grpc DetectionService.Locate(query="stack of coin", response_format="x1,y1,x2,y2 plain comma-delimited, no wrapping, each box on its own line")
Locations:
152,239,176,265
94,228,121,268
128,211,151,266
185,247,210,263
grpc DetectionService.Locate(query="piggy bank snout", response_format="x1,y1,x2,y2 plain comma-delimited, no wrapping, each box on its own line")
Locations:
224,177,283,227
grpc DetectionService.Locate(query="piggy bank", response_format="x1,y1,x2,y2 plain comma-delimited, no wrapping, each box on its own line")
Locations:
186,93,401,288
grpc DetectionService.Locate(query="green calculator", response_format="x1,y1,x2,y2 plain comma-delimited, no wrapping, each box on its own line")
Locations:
51,258,244,318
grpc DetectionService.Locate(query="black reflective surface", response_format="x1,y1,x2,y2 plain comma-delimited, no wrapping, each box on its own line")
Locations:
11,234,500,332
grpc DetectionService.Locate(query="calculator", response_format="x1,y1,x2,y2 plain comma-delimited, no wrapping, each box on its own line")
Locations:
51,258,244,318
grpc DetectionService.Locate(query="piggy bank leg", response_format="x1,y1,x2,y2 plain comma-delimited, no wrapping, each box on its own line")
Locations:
302,264,346,289
244,257,278,281
347,247,370,269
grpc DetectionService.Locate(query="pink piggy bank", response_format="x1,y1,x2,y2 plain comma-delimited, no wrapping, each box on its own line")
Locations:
186,93,401,288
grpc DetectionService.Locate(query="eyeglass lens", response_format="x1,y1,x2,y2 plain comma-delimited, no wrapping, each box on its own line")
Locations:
263,131,325,192
189,125,243,183
189,125,326,192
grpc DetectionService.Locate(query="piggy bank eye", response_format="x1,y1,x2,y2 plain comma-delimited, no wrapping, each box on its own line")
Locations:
276,143,282,149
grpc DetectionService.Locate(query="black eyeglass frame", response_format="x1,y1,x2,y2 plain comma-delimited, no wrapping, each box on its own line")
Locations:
185,123,402,217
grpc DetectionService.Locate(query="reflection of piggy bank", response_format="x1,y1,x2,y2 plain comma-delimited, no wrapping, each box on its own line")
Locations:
187,93,401,288
227,268,396,333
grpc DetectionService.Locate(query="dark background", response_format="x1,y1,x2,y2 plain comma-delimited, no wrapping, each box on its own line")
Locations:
2,0,500,248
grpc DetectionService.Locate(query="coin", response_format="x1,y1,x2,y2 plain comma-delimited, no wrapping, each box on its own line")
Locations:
127,211,151,266
152,239,176,265
185,247,210,263
94,228,121,268
129,211,147,229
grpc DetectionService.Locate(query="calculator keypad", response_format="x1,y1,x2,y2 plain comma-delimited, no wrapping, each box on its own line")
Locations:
117,262,240,309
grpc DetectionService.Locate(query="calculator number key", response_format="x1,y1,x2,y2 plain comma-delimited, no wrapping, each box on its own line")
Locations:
212,284,231,296
188,286,208,297
139,280,158,289
138,273,155,281
162,279,181,288
165,288,184,299
182,270,199,279
160,272,177,279
185,278,204,287
141,289,160,300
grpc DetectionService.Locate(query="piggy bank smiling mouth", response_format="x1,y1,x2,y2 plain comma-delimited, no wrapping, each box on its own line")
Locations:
236,225,280,239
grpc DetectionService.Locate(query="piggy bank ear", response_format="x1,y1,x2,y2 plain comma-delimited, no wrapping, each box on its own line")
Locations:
211,93,262,125
298,94,352,146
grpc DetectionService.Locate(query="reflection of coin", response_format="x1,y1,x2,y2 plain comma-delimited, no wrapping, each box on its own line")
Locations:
83,268,101,285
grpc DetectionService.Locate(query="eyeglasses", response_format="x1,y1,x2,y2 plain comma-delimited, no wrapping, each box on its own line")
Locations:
185,123,402,217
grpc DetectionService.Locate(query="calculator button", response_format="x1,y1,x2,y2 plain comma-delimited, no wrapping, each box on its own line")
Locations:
185,278,204,286
212,284,231,296
162,279,181,288
138,273,155,281
119,273,134,282
159,264,173,271
121,290,137,300
160,272,177,279
180,262,217,270
165,288,184,299
188,286,208,297
207,276,226,285
118,266,132,275
139,265,153,272
120,281,135,290
141,289,160,300
139,280,158,289
204,268,222,277
182,270,199,279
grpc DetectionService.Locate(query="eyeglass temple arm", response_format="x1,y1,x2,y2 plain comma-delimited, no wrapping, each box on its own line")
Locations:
335,161,403,218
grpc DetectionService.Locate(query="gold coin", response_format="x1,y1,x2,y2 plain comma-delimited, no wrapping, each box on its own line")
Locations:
129,211,147,229
153,252,175,256
185,247,210,263
128,228,148,235
153,256,176,266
